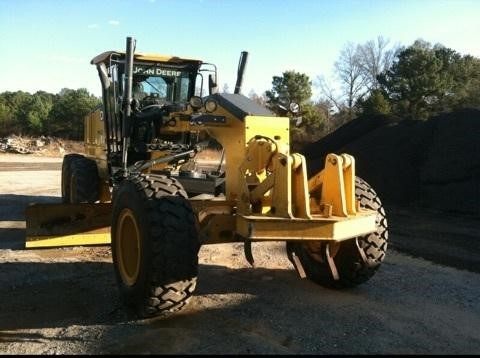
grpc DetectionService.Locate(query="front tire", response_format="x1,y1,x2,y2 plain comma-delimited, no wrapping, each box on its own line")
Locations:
111,174,199,318
287,176,388,288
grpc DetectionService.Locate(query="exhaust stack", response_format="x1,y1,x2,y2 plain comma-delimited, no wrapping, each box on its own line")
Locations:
234,51,248,94
122,36,136,172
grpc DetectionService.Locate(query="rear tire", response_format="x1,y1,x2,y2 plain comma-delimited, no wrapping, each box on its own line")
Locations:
287,176,388,288
61,154,83,203
69,156,100,203
111,174,199,318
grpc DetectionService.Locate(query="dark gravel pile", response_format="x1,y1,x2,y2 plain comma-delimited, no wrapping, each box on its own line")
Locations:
302,108,480,216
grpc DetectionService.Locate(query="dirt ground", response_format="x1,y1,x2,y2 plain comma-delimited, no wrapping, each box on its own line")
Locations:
0,153,479,354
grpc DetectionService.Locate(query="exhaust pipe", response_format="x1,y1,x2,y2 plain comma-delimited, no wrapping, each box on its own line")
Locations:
234,51,248,94
122,36,136,172
123,36,135,119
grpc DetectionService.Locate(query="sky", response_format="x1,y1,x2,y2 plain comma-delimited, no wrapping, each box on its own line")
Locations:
1,0,479,99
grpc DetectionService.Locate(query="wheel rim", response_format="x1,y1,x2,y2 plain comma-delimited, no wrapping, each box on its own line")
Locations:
116,208,141,286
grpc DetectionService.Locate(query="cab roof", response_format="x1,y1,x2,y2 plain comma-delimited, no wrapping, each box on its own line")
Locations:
90,51,203,66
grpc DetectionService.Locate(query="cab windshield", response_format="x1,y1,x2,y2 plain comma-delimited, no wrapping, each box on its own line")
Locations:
128,62,196,104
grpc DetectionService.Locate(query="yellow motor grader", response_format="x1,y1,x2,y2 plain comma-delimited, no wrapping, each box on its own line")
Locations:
25,37,388,318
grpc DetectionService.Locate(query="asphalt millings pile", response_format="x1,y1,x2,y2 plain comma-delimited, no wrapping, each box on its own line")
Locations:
301,108,480,215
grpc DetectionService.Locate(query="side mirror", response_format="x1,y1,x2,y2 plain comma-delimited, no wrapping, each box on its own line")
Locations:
209,74,218,95
292,115,303,127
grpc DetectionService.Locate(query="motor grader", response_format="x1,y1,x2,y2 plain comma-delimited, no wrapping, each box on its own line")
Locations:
25,37,388,318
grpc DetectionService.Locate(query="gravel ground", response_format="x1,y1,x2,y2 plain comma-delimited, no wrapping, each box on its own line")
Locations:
1,154,479,354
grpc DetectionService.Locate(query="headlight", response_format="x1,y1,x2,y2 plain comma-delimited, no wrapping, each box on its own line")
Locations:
204,98,218,113
189,96,203,110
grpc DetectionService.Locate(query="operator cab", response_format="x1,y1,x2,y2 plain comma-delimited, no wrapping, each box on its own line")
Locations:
92,51,215,148
90,49,223,195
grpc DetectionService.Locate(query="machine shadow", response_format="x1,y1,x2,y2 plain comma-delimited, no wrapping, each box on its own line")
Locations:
0,259,316,333
0,194,60,220
0,194,60,250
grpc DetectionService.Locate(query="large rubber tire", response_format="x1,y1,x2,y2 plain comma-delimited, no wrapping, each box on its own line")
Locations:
69,156,100,203
111,174,199,318
286,176,388,288
61,153,83,203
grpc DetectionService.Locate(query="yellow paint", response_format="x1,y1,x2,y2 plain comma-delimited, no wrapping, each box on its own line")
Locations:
25,231,111,248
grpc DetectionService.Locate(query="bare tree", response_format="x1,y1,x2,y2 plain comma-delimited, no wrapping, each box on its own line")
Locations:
248,89,267,106
316,36,399,116
315,75,343,113
357,36,398,90
334,42,367,112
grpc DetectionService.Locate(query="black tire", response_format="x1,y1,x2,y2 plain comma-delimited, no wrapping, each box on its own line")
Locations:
111,174,199,318
61,153,83,203
287,176,388,288
69,156,100,203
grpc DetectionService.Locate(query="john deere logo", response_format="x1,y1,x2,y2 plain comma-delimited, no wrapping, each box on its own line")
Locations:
133,66,181,77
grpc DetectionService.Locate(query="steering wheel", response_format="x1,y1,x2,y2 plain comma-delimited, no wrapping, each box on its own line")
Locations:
142,93,160,101
141,104,165,112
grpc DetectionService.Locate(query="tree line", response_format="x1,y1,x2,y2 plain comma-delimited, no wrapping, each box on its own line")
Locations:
0,88,101,140
260,37,480,147
1,37,479,144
